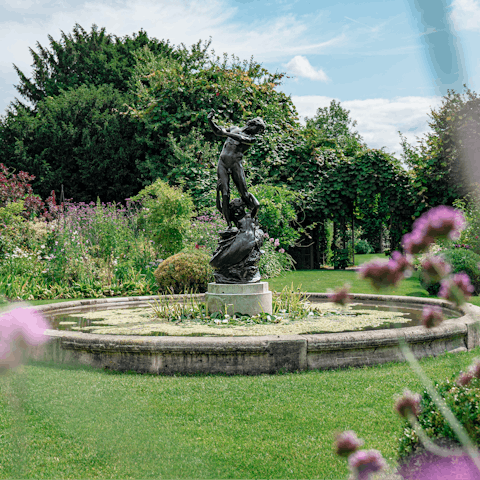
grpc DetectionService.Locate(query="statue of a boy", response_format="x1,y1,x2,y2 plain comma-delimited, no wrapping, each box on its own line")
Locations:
207,109,266,228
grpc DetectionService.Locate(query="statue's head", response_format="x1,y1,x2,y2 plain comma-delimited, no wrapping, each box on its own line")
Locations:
229,198,246,224
245,117,266,134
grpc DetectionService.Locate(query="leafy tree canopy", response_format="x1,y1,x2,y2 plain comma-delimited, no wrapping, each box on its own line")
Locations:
12,23,177,110
399,85,478,214
128,45,300,186
1,84,144,203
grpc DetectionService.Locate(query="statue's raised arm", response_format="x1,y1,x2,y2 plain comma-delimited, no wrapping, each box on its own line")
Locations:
206,110,265,228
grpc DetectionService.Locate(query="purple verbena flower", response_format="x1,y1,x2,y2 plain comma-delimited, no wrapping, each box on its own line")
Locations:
422,206,465,240
358,252,410,290
457,371,474,387
279,248,285,254
395,389,422,418
469,359,480,379
348,449,386,480
402,229,434,255
0,307,51,372
421,305,444,329
420,256,451,283
328,284,352,306
335,430,364,457
438,273,474,306
402,206,465,254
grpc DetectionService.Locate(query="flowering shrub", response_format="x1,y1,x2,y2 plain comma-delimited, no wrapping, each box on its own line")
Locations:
184,212,227,254
398,374,480,464
418,248,480,296
258,232,294,279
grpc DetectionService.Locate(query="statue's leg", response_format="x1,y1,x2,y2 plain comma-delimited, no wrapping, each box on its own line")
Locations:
217,162,231,227
231,164,260,216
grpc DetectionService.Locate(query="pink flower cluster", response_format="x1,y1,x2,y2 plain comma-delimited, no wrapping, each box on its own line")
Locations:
0,308,51,372
335,431,386,479
455,359,480,387
358,251,412,290
348,449,386,480
335,430,364,456
421,305,444,329
328,284,352,306
402,206,465,254
438,273,474,306
395,389,422,418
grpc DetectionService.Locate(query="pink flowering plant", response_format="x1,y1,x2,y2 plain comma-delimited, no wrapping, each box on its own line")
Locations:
333,205,480,477
0,307,51,373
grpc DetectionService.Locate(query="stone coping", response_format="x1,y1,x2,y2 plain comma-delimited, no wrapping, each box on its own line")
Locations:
25,294,480,375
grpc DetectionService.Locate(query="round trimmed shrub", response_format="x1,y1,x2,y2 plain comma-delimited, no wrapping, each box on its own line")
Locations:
398,376,480,464
418,248,480,296
153,249,213,293
355,239,373,254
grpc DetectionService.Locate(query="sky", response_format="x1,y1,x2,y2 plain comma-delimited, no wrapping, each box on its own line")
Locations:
0,0,479,159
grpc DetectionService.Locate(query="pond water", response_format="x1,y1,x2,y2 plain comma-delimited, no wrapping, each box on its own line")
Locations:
46,301,460,337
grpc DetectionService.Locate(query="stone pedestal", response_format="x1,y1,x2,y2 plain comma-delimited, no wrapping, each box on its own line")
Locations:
206,282,272,316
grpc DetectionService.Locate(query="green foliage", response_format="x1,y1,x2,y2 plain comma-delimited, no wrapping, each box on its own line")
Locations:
453,190,480,255
1,84,144,202
305,99,365,157
130,179,195,257
419,247,480,295
165,128,219,210
398,376,480,460
184,212,226,255
153,250,213,293
354,239,374,254
129,45,299,185
398,86,478,215
249,184,300,248
0,201,28,257
12,23,177,109
258,239,294,279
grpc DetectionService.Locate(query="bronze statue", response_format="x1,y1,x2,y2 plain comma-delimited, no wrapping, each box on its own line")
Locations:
207,109,265,228
210,198,264,284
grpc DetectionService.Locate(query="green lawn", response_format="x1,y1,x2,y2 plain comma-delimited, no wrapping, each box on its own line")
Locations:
1,350,479,479
1,254,480,479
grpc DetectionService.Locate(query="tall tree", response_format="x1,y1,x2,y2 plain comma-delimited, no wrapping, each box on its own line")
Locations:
12,24,177,110
399,86,478,215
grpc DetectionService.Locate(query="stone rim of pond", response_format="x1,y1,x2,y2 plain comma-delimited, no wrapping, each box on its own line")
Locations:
24,293,480,375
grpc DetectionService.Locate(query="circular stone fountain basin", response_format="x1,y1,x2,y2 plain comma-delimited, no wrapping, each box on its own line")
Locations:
28,293,480,375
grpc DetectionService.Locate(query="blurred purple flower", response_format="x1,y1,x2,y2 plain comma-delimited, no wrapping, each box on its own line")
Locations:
457,371,474,387
335,430,364,457
398,451,479,479
420,256,451,283
395,389,422,418
469,359,480,379
279,248,285,254
421,305,444,329
439,273,474,306
328,284,352,306
348,449,386,480
0,307,51,372
402,206,465,254
358,252,411,289
269,237,274,243
274,239,280,247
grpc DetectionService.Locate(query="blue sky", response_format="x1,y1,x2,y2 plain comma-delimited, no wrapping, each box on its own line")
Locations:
0,0,478,158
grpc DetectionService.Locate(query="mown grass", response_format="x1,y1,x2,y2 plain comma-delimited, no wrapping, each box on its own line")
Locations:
1,253,480,479
1,349,479,480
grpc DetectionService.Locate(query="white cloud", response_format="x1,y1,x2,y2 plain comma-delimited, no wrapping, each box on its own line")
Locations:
291,95,444,158
450,0,480,31
284,56,329,82
0,0,345,113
